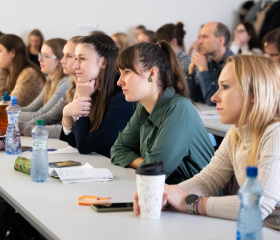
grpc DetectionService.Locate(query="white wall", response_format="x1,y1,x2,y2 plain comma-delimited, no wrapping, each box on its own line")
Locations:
0,0,244,49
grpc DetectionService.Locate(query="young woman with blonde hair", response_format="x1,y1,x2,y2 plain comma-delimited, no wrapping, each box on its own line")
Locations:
0,34,45,106
133,55,280,231
19,36,81,138
19,38,71,122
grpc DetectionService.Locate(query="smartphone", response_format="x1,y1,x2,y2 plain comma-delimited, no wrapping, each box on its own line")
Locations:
49,160,81,168
91,202,133,212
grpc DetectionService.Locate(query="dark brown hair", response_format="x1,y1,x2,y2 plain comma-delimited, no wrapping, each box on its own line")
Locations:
116,41,189,98
214,23,231,47
0,34,44,94
136,25,146,31
156,22,186,50
28,29,44,51
242,22,261,50
43,38,67,104
262,28,280,52
79,32,119,132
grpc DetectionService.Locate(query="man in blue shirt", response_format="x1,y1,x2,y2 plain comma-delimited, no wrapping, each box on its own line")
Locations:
187,22,235,106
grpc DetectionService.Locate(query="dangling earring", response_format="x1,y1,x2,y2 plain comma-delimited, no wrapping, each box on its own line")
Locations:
148,77,153,82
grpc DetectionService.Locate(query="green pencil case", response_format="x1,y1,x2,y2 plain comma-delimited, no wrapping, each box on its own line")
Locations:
14,156,31,175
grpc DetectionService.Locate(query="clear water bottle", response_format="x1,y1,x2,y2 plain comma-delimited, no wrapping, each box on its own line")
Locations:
31,119,49,182
237,166,263,240
5,95,21,155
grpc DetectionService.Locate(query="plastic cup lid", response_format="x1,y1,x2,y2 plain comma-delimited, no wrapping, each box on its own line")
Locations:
136,161,165,176
36,119,45,125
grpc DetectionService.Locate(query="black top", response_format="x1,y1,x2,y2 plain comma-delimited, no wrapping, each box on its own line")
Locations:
28,50,40,67
60,91,136,158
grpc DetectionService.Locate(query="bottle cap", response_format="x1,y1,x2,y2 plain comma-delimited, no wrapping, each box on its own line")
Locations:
136,161,165,176
10,95,17,104
2,91,10,101
36,119,45,125
246,166,258,177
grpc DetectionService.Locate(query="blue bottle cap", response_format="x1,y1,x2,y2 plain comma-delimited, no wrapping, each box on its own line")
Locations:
10,95,17,104
2,91,10,101
246,166,258,177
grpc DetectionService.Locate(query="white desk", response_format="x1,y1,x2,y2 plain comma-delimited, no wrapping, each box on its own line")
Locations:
196,103,231,137
0,138,279,240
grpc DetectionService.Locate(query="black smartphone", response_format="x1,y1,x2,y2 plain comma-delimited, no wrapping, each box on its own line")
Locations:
91,202,133,212
49,160,81,168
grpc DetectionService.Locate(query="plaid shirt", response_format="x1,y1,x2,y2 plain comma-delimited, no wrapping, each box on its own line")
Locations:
176,48,191,78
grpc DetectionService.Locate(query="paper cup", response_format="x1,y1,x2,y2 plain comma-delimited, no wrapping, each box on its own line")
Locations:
136,174,165,219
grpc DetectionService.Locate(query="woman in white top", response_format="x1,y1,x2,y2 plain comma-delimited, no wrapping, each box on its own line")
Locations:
230,22,263,55
134,55,280,231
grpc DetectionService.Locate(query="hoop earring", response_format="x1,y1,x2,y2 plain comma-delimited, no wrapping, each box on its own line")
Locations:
148,77,153,82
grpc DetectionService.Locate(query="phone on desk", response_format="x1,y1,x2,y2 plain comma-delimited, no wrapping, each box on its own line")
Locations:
49,160,81,168
91,202,133,212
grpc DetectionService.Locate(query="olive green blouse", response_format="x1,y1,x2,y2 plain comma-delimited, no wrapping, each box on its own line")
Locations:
111,87,214,184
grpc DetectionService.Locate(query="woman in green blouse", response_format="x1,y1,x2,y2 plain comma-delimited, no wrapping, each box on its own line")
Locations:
111,41,214,184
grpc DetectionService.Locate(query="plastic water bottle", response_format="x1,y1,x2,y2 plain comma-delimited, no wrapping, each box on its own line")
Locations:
5,95,21,155
31,119,49,182
237,166,263,240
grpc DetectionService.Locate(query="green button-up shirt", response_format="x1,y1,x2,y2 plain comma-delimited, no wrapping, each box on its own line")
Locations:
111,87,214,184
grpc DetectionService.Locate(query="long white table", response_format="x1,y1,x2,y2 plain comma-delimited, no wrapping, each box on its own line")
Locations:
196,103,231,137
0,138,279,240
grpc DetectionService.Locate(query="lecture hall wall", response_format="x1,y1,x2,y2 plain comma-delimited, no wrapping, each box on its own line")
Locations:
0,0,245,50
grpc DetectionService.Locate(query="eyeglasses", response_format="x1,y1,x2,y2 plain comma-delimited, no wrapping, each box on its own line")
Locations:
38,52,58,61
235,29,246,33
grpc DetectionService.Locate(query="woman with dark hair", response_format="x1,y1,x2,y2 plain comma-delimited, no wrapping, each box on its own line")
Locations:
60,32,135,158
111,41,214,184
27,29,44,66
156,22,190,77
137,30,156,43
0,34,45,106
19,38,71,122
230,22,263,55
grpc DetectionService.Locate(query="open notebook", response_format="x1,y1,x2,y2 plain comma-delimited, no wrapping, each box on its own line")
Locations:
49,163,113,183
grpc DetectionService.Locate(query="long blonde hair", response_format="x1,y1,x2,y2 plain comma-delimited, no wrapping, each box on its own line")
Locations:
43,38,67,104
229,55,280,166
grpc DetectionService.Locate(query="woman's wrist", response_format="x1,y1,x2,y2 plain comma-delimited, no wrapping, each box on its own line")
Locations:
197,197,208,216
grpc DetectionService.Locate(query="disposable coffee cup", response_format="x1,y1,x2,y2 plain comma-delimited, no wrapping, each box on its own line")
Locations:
136,161,166,219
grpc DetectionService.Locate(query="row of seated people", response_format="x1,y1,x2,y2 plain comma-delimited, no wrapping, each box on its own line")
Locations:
0,22,280,235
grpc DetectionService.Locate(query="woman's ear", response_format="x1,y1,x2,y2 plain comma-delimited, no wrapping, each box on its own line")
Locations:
10,49,16,58
100,58,106,69
149,67,158,79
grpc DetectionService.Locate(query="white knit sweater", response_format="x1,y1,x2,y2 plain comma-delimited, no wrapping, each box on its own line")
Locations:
179,122,280,231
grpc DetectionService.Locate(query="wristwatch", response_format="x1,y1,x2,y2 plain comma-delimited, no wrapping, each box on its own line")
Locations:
185,194,199,214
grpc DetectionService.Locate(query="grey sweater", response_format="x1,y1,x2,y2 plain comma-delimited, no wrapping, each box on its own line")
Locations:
19,92,68,138
19,76,71,122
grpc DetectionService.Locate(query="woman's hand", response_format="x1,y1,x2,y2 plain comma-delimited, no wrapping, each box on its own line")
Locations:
77,79,99,98
63,97,92,117
133,185,189,216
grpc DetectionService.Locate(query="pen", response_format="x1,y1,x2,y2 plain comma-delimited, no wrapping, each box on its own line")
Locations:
28,148,57,152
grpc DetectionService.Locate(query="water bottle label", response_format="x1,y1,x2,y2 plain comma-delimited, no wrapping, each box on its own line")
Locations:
8,113,15,124
33,140,47,150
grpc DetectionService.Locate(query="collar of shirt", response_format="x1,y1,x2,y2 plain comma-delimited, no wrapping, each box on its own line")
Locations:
139,87,176,127
211,48,235,66
176,48,184,57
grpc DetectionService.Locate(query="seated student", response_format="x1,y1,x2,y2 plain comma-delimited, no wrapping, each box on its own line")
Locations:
187,22,234,106
19,36,81,138
111,32,129,54
262,28,280,64
27,29,44,67
134,25,146,43
111,41,214,184
137,30,156,43
0,34,45,106
133,55,280,231
230,22,262,55
156,22,190,78
60,32,135,158
19,38,71,122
